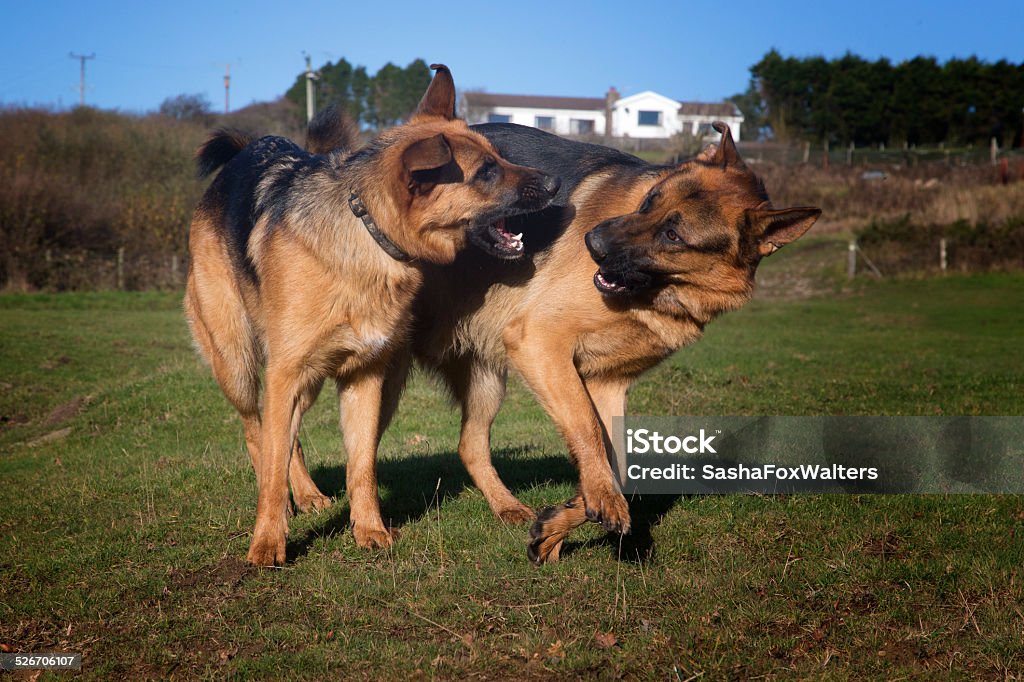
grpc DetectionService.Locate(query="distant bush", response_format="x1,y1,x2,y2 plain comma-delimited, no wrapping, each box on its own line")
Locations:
0,100,304,291
856,214,1024,273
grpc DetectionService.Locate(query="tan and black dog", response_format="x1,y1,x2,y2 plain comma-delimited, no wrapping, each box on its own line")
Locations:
184,65,559,566
405,122,820,563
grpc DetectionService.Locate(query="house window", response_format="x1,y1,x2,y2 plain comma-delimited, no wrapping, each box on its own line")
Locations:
534,116,554,131
638,110,661,126
570,119,595,135
487,113,511,123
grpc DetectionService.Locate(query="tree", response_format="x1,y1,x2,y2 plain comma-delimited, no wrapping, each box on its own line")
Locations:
285,57,432,130
158,93,212,122
746,50,1024,147
728,80,767,140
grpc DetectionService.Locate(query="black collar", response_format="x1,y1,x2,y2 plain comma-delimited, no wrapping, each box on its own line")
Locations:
348,193,412,262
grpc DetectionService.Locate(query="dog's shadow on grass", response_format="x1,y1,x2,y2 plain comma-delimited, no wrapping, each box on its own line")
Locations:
286,448,578,561
287,449,691,565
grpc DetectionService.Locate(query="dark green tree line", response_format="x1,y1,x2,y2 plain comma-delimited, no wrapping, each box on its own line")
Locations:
285,58,432,129
734,49,1024,147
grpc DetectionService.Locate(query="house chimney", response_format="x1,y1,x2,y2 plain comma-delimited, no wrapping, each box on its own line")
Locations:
605,86,620,139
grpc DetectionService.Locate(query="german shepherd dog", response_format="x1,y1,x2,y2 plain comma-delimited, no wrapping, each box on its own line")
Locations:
296,116,819,564
184,65,559,566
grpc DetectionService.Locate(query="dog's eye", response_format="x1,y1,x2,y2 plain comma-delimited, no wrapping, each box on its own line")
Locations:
665,229,681,242
476,156,499,182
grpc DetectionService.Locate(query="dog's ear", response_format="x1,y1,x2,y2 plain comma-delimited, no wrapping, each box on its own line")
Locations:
693,142,718,163
746,206,821,256
402,133,453,194
414,64,456,120
710,121,745,168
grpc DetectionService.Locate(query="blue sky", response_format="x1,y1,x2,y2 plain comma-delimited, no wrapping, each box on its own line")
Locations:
3,0,1023,113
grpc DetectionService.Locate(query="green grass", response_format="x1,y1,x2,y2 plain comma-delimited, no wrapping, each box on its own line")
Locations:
2,262,1023,679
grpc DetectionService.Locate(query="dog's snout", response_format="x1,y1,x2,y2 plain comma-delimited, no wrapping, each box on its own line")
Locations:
517,171,560,209
541,173,561,197
585,229,607,260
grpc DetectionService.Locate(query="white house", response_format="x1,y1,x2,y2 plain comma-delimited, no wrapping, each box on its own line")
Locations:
462,87,744,141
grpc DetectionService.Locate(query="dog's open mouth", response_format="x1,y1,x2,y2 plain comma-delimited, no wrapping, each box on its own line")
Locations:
471,217,525,259
594,269,630,295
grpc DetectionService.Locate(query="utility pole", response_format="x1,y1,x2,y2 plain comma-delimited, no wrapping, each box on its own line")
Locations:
224,64,231,114
304,54,317,122
69,52,95,107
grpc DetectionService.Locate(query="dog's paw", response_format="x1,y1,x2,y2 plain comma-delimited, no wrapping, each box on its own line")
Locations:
527,507,566,564
496,501,536,525
247,531,286,567
353,523,397,550
526,498,587,565
293,491,333,514
581,484,631,535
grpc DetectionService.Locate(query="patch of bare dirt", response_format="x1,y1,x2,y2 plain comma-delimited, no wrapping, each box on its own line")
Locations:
44,395,91,426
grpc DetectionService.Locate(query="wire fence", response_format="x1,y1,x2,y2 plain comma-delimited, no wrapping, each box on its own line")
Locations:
4,248,187,292
738,141,1024,170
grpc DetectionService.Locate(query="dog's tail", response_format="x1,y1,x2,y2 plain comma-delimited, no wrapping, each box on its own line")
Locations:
305,104,359,155
195,129,255,179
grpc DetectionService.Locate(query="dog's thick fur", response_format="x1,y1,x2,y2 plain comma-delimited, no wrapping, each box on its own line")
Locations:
184,66,558,566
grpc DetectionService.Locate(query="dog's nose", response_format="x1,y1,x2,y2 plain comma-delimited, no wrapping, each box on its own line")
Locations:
585,229,607,260
541,173,561,197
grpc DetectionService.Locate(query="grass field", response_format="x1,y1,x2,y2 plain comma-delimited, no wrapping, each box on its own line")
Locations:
2,245,1023,679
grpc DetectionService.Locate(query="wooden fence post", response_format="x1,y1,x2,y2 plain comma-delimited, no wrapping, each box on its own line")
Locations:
116,247,125,290
847,142,854,165
847,239,857,280
939,238,947,272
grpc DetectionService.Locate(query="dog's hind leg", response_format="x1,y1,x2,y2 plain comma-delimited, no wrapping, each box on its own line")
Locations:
377,347,413,443
248,362,313,566
186,266,329,514
446,358,535,524
288,383,333,514
184,256,263,472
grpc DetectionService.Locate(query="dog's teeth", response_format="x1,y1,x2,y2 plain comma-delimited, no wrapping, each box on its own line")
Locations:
512,233,523,241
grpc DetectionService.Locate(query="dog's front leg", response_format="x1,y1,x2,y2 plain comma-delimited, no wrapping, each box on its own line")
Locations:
525,379,630,564
248,364,305,566
339,368,395,549
504,318,630,553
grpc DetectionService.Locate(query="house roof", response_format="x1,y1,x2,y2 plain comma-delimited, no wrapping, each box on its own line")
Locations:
462,92,606,111
615,90,683,109
678,101,742,117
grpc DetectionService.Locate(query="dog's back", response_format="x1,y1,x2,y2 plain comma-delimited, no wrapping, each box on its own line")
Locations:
195,132,321,284
472,123,655,207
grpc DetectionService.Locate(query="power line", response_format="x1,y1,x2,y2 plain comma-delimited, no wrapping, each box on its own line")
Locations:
69,52,95,106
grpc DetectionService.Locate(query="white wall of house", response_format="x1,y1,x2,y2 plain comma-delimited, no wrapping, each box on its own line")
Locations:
477,106,605,137
464,90,743,141
611,91,684,139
